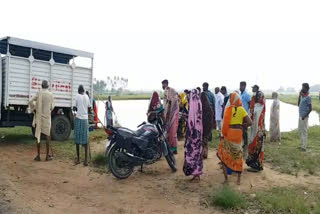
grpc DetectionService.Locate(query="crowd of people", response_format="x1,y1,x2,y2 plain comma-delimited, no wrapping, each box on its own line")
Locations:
145,80,313,184
29,79,313,185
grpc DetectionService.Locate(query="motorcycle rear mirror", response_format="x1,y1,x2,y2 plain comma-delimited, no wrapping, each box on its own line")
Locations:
137,121,146,128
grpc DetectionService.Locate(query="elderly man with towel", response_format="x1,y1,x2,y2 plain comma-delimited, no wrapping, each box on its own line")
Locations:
29,80,55,161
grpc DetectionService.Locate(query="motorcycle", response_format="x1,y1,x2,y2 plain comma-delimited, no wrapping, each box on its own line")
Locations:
104,109,177,179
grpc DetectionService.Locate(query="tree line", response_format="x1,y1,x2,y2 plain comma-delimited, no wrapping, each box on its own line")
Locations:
93,76,129,95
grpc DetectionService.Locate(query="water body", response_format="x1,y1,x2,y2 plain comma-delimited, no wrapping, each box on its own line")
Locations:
97,100,319,132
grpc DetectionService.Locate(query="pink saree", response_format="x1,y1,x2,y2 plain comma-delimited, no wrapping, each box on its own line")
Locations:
183,89,203,176
164,87,179,152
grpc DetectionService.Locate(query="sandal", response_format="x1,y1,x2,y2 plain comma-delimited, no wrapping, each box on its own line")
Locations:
247,168,260,173
34,156,41,161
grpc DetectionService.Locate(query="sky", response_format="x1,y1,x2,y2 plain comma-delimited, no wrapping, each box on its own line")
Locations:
1,0,320,91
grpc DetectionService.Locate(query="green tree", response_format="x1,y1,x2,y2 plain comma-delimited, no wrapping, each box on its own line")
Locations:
93,80,107,95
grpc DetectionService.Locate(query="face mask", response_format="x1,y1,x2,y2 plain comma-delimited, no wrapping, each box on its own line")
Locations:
253,92,256,96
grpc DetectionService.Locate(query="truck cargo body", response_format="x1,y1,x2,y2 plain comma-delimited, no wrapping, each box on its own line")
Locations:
0,37,94,141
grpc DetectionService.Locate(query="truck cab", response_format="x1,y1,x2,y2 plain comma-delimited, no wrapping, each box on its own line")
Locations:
0,37,94,141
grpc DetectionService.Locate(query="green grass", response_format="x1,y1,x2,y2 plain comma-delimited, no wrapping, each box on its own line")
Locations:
92,152,108,167
210,186,248,210
280,95,320,113
0,127,107,161
0,126,34,145
264,126,320,175
210,186,320,214
255,187,320,214
52,128,107,160
208,130,220,149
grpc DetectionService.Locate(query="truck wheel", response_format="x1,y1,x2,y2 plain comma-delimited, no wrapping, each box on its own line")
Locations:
51,115,71,141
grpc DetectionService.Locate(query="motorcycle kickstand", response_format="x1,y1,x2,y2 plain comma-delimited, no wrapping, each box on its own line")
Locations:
140,164,143,172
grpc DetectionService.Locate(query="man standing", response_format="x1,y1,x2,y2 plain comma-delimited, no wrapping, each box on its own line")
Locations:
298,83,312,151
203,82,216,133
250,85,259,116
202,83,215,114
29,80,54,161
162,80,179,154
74,85,92,166
215,87,224,132
221,86,229,111
239,81,251,159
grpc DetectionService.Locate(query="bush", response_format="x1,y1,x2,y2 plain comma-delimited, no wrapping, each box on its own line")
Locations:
210,186,247,209
92,152,107,166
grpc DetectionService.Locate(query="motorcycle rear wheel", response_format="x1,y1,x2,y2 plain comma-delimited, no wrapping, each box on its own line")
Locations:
165,149,177,172
108,146,134,179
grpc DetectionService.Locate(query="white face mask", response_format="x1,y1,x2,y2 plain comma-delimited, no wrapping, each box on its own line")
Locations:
253,92,257,96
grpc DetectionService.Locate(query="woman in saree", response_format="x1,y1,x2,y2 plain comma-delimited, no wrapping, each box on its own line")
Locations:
270,92,281,142
147,91,164,123
183,89,203,182
163,83,180,154
217,92,252,185
178,92,189,140
105,96,114,126
200,92,214,159
246,91,266,172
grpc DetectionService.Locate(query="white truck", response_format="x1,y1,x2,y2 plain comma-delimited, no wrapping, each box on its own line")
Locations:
0,37,94,140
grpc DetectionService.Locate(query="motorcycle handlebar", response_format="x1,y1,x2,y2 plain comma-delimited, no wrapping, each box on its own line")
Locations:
107,125,117,132
137,122,146,128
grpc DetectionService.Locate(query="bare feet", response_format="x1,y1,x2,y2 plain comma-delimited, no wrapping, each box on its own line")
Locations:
237,174,241,185
190,176,200,183
237,179,241,185
45,156,53,161
74,160,80,165
222,179,229,185
34,156,41,161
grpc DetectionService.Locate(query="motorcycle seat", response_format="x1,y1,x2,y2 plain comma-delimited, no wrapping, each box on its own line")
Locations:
118,127,143,138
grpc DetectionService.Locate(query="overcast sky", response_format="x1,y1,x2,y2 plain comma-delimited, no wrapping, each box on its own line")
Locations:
2,0,320,91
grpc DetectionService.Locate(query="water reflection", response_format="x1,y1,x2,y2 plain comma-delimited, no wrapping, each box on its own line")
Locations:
97,100,319,132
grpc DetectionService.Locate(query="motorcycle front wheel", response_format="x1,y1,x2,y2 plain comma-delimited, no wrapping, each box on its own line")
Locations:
165,149,177,172
108,146,134,179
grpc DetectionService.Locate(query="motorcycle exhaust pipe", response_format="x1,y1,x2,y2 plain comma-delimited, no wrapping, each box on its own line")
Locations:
117,152,146,166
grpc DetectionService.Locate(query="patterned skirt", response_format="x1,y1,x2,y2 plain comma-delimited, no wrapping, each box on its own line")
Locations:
74,118,89,145
217,138,243,175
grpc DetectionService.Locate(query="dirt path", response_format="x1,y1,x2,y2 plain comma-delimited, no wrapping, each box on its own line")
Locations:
1,141,320,214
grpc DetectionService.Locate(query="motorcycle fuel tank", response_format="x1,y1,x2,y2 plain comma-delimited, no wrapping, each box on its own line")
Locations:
135,124,159,139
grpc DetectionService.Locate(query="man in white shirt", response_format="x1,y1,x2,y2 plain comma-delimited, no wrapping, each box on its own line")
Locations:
73,85,91,166
215,87,225,132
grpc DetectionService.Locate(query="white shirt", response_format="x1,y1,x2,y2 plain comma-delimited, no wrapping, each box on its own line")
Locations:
75,94,91,120
215,92,225,121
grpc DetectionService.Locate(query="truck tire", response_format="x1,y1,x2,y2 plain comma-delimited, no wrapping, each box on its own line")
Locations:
51,115,72,141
